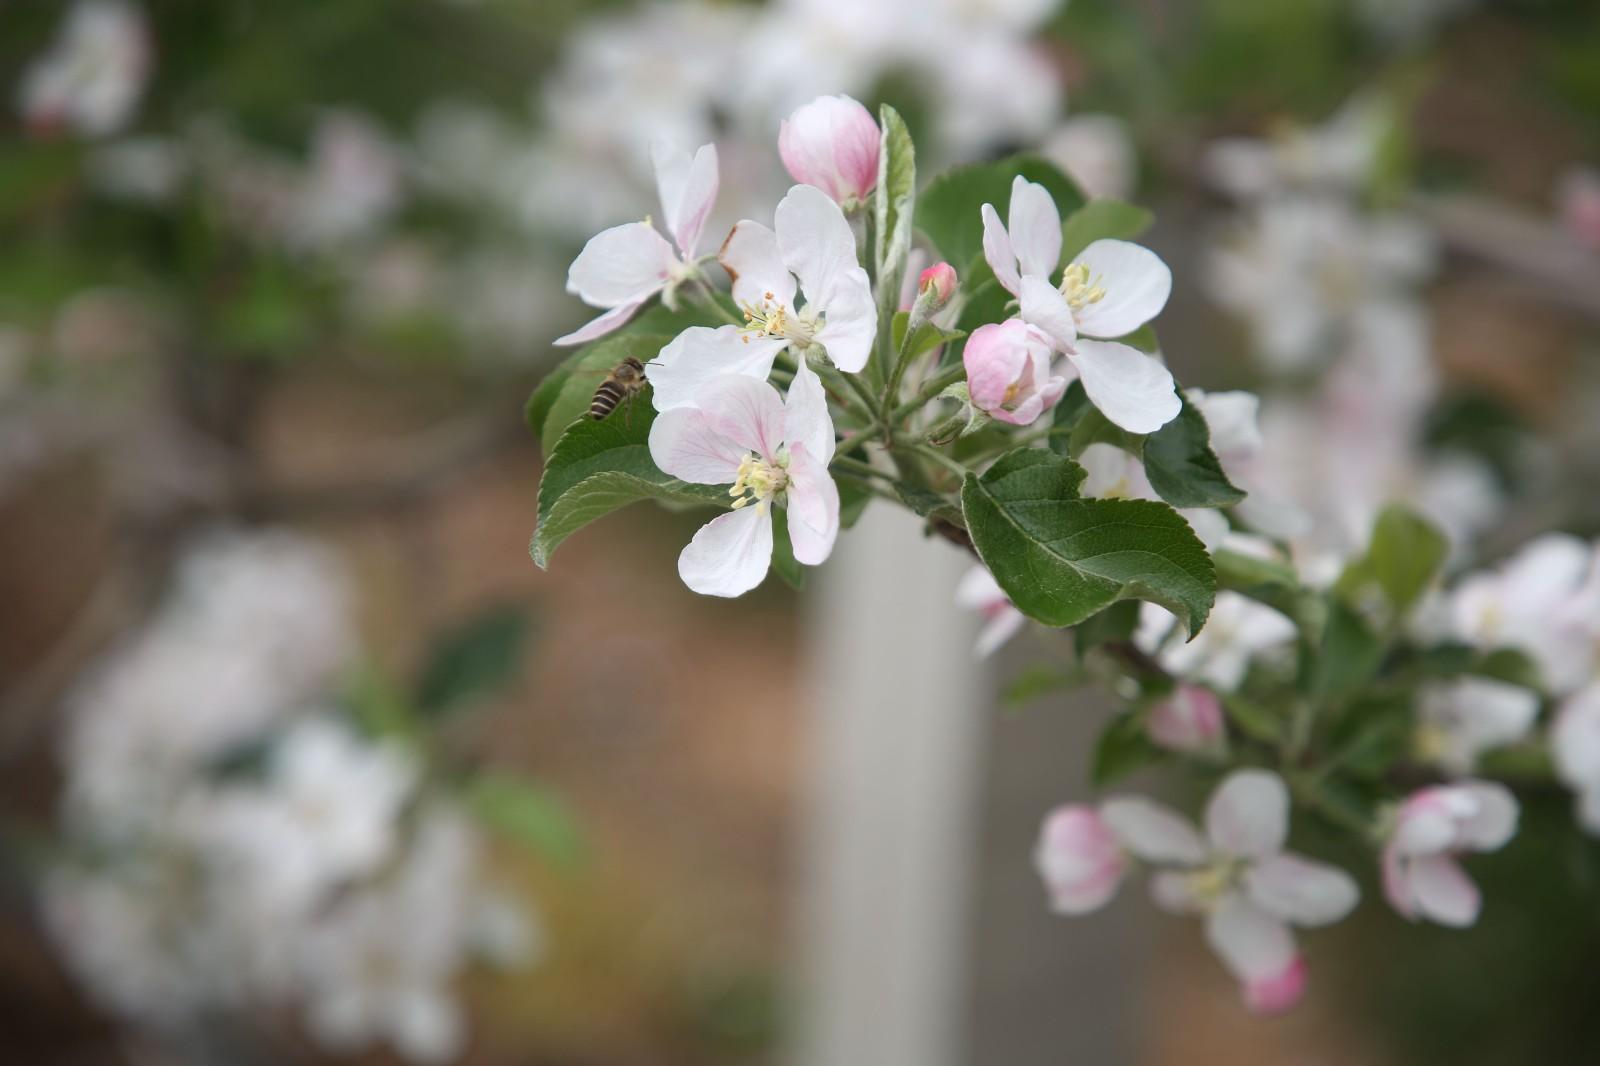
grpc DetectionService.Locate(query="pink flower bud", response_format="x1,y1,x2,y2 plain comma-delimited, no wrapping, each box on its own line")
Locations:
1243,956,1308,1016
1145,685,1225,754
779,94,880,207
1033,805,1127,914
917,261,958,310
963,319,1068,427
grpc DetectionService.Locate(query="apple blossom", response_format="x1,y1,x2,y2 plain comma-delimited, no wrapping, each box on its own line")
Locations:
963,319,1067,427
1382,781,1517,927
1042,771,1358,1015
18,0,151,138
555,140,720,346
1552,684,1600,834
1146,685,1227,755
1136,594,1297,690
955,565,1027,658
716,183,877,373
648,362,838,597
917,261,959,310
1415,678,1540,776
982,175,1179,432
778,94,880,208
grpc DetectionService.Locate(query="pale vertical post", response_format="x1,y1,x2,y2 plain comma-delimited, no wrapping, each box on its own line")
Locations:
788,506,987,1066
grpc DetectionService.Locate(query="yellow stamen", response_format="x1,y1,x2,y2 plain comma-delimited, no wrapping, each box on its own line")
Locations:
1059,262,1108,312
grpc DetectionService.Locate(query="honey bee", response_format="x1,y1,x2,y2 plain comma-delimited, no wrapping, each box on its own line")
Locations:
588,356,648,422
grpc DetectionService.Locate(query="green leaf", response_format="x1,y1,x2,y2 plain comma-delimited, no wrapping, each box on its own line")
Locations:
838,478,872,529
1059,199,1154,263
1090,711,1161,788
1113,324,1160,354
961,448,1215,632
417,606,532,716
873,104,917,317
770,517,806,590
1003,665,1081,707
1068,406,1143,459
917,155,1086,276
464,772,584,867
1334,505,1448,618
1222,693,1286,744
532,385,728,567
1046,382,1093,454
534,333,671,456
895,481,962,524
1142,395,1247,509
1074,600,1142,656
891,310,965,364
1308,600,1386,701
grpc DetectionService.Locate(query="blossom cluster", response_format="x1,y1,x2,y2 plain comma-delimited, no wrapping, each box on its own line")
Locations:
43,530,536,1062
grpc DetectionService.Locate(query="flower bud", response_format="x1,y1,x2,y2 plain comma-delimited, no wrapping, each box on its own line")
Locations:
778,94,880,208
962,320,1067,427
1033,805,1127,914
916,261,958,311
1145,685,1225,754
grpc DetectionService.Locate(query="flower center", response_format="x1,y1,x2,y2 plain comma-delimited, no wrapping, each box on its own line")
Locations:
729,451,789,512
1183,858,1245,909
741,292,816,346
1059,263,1108,313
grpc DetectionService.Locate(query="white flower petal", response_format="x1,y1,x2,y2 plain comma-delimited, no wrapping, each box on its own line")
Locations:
783,358,835,466
975,609,1026,659
1070,339,1181,434
566,221,676,307
1100,796,1207,865
678,506,774,598
1456,780,1519,852
775,183,859,310
813,266,876,373
1409,854,1481,927
647,405,748,485
981,202,1021,296
1019,276,1078,350
389,986,464,1065
1245,853,1359,927
784,443,840,567
1205,769,1289,859
694,374,788,459
720,220,797,313
1008,176,1063,279
648,326,786,412
553,297,648,347
1069,239,1172,338
1034,806,1128,915
653,140,719,259
1204,893,1298,984
1149,870,1206,915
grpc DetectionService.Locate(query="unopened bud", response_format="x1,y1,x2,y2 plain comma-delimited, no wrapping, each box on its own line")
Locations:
917,261,958,310
1145,685,1226,755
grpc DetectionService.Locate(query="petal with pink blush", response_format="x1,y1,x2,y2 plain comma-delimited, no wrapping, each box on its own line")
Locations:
1069,339,1180,434
981,203,1021,296
720,221,796,313
1244,853,1359,927
652,140,719,259
566,221,676,307
678,506,774,598
647,327,786,412
1069,239,1172,339
695,374,788,460
1205,894,1300,1005
975,608,1026,659
1205,769,1289,859
1242,955,1308,1017
648,406,748,486
1007,176,1063,279
1409,854,1481,927
778,95,879,205
1034,806,1127,915
963,321,1032,413
783,443,839,567
553,297,648,347
1100,797,1207,865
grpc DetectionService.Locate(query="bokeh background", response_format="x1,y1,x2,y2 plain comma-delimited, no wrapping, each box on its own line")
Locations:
3,1,1600,1064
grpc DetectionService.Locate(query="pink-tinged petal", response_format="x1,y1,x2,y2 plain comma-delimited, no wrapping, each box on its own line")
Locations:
695,374,788,459
783,359,835,466
1456,780,1519,852
678,507,773,598
566,221,676,306
1409,854,1481,927
778,94,880,205
1149,871,1206,915
784,442,840,567
653,140,719,259
981,202,1021,296
1392,788,1475,856
720,220,797,313
1381,843,1416,920
775,184,860,311
1205,894,1301,1005
1069,339,1180,434
1019,275,1077,350
1205,769,1289,859
1242,955,1308,1017
648,406,748,486
1069,239,1172,338
1244,853,1359,927
813,266,876,373
1100,797,1207,865
553,297,648,347
964,320,1032,413
1034,806,1128,915
647,327,786,411
1146,685,1226,754
975,608,1027,659
1008,176,1063,279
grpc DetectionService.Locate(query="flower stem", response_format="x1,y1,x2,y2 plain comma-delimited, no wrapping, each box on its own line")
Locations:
890,362,967,423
